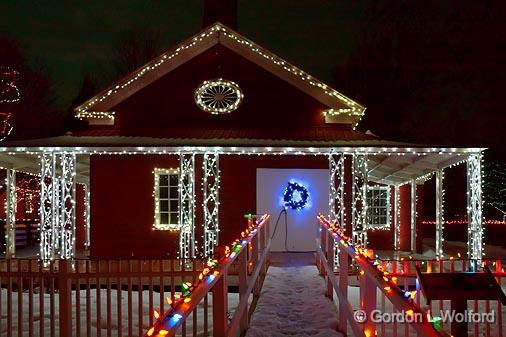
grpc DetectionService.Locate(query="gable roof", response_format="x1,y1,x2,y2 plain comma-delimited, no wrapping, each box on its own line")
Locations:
75,22,366,127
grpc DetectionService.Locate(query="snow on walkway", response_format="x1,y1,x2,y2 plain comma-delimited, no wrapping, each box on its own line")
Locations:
246,253,343,337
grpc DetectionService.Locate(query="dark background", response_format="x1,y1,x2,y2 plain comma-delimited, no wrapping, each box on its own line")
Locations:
1,1,504,157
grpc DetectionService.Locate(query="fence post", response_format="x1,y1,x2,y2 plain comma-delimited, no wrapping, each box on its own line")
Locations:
58,260,73,337
238,248,249,333
213,271,228,336
360,273,377,336
252,233,261,297
338,242,349,332
326,231,334,299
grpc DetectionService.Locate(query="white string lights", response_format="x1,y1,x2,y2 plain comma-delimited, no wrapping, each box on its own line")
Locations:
202,152,220,257
153,168,180,231
328,151,345,227
39,152,76,266
84,183,91,248
179,153,196,259
366,185,390,230
393,185,400,251
0,147,484,262
195,79,243,114
75,23,365,126
410,180,416,252
5,169,16,257
352,153,368,247
466,154,483,262
435,169,445,257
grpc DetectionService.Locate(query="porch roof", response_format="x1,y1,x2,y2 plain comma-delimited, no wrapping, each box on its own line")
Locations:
0,135,484,186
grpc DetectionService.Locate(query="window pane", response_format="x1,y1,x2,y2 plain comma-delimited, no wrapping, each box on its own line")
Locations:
170,187,178,198
160,201,168,212
169,200,178,212
170,213,178,225
160,213,169,224
159,174,169,186
160,187,169,199
169,174,178,186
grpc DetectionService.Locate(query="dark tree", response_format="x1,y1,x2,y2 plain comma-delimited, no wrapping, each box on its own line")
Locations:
65,73,97,132
332,1,506,152
92,27,164,88
0,34,63,139
483,160,506,220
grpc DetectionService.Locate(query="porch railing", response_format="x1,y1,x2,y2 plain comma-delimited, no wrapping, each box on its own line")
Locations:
316,215,451,337
144,214,271,337
373,257,505,337
0,257,205,337
0,215,270,337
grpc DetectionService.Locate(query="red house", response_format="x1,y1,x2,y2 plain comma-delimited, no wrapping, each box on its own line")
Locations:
0,20,485,265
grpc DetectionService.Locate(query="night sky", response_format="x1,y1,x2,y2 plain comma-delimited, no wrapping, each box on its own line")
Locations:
1,1,505,155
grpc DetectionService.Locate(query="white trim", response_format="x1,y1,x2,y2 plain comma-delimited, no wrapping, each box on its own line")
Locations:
153,168,180,231
74,23,365,126
366,185,390,230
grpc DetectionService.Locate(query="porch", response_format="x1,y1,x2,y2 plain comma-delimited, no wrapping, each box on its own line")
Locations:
0,145,487,263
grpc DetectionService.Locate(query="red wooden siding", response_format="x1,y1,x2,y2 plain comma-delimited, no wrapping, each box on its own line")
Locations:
110,44,330,131
90,155,180,258
75,183,86,250
89,154,426,258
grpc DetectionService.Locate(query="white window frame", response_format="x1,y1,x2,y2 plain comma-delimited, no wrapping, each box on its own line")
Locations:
366,185,390,230
153,168,180,231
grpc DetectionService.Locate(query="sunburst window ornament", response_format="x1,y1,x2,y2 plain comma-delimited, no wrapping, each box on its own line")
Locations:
195,79,243,114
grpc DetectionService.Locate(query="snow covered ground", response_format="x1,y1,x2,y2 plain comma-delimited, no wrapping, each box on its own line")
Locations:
245,255,343,337
0,288,242,337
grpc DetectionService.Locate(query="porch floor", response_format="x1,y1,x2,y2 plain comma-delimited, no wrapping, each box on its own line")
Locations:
245,252,343,337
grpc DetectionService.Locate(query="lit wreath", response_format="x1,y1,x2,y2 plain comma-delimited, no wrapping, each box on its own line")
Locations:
283,182,309,210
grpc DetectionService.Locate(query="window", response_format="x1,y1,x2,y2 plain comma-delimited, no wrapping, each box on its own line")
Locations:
154,168,179,230
367,186,390,230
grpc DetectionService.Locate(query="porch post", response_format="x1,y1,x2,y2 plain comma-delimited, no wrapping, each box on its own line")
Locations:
179,153,196,259
202,152,220,257
393,184,400,251
40,152,76,265
328,150,345,228
84,183,91,249
59,152,76,260
435,169,444,258
466,154,483,263
329,150,345,269
40,152,56,264
5,169,16,258
352,153,368,247
410,179,417,252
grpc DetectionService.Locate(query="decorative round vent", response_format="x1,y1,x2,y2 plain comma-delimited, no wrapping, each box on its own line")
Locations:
194,79,243,114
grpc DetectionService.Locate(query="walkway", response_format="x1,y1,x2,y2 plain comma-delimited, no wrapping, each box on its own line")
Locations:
245,252,343,337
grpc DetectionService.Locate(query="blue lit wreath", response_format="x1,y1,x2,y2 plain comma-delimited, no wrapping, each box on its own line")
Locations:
283,182,309,210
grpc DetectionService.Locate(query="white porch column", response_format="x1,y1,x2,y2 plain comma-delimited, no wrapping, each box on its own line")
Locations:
393,185,400,251
435,169,444,258
328,151,345,227
59,153,76,259
466,154,483,262
179,153,196,259
202,152,220,257
83,183,91,250
5,169,16,258
352,153,368,247
410,179,417,252
40,152,76,265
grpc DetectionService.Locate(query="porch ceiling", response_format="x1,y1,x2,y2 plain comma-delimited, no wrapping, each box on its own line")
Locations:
367,152,472,185
0,153,90,184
